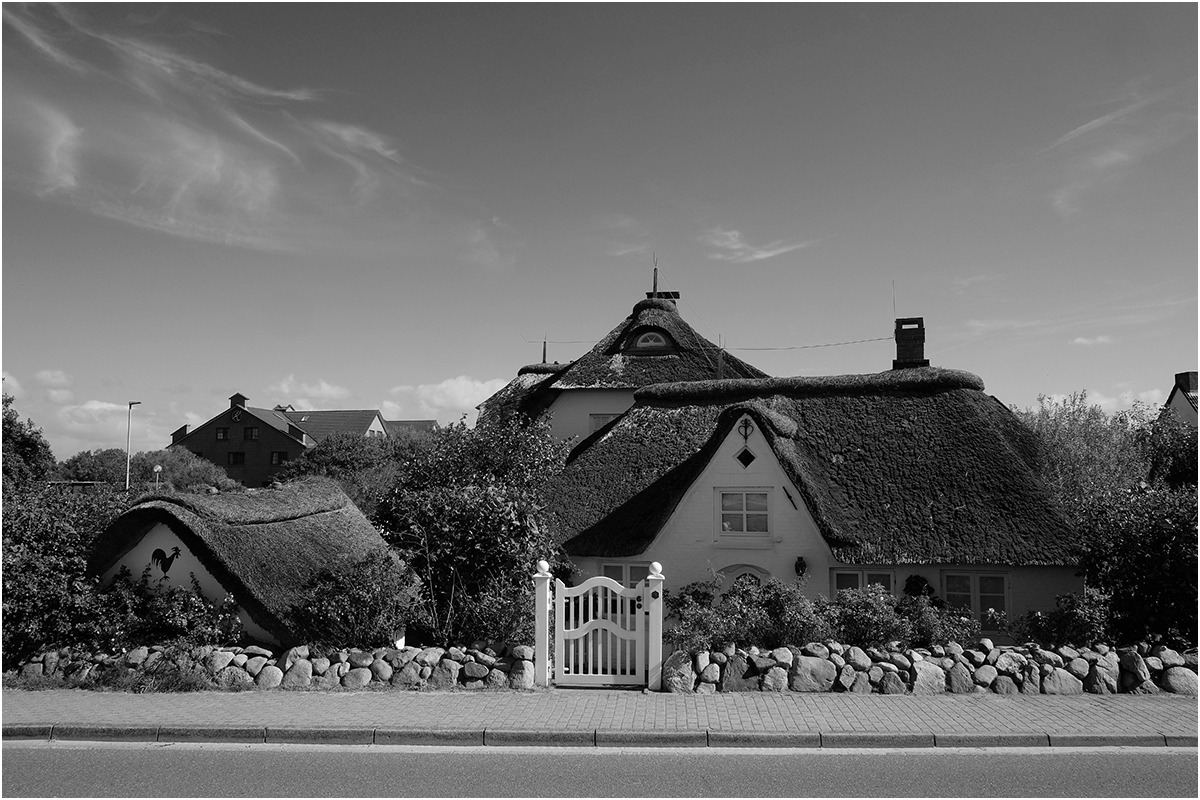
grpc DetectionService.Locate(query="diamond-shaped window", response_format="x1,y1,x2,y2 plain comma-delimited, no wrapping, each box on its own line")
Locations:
735,447,756,468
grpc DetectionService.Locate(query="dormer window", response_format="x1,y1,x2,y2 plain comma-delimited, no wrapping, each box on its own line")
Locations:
627,328,675,352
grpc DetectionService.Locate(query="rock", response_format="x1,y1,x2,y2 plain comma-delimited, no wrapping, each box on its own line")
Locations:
42,652,61,676
770,648,794,667
992,675,1019,694
393,661,423,688
142,652,162,672
962,649,986,668
216,666,254,689
947,662,975,694
801,642,830,660
245,656,267,677
1084,663,1116,694
721,654,761,692
1124,679,1161,695
1055,645,1080,661
508,660,535,690
888,652,912,671
428,659,462,689
790,655,837,693
867,666,884,685
312,671,340,690
1031,648,1063,668
281,645,309,673
446,647,468,663
341,667,373,690
944,642,964,657
311,657,330,676
415,647,445,667
1151,646,1185,668
485,668,509,689
845,646,871,671
994,651,1026,675
826,641,845,655
1096,652,1121,682
695,681,718,695
1093,643,1110,655
929,644,946,658
335,662,350,679
511,645,535,661
850,672,872,693
1119,651,1152,684
977,638,994,653
662,650,696,694
20,662,43,679
462,661,490,681
1042,667,1083,695
938,657,957,672
694,651,711,674
242,645,273,658
750,654,776,674
984,648,1002,666
348,650,375,669
1065,658,1090,680
231,654,248,668
420,666,433,680
911,661,947,695
206,650,236,674
905,649,924,663
972,664,997,687
125,646,150,667
834,664,857,692
255,665,283,689
1144,656,1164,672
332,650,349,664
371,658,395,683
877,661,900,674
1019,664,1040,694
878,672,907,695
282,659,313,689
761,666,788,692
710,651,728,666
1159,667,1197,696
828,653,846,670
699,663,721,684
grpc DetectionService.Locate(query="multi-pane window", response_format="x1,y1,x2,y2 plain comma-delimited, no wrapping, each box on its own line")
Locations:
635,331,667,348
719,491,769,534
589,413,621,433
215,427,229,441
227,452,245,466
270,452,289,466
833,570,894,593
944,573,1008,629
244,427,259,441
601,563,651,589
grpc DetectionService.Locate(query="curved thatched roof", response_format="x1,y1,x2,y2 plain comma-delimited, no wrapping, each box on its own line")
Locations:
548,367,1077,566
477,298,768,424
89,478,388,644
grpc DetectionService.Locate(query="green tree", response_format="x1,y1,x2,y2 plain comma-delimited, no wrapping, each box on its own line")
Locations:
374,417,570,647
2,393,57,490
58,448,128,484
277,429,430,515
130,448,241,493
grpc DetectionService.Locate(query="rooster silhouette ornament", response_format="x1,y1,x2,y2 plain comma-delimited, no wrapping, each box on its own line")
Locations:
151,546,182,576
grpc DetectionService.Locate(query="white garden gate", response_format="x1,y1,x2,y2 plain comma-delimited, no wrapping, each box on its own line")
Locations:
533,560,664,690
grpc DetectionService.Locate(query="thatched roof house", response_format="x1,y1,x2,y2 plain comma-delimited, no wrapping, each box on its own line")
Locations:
479,293,768,441
89,478,390,646
548,363,1082,624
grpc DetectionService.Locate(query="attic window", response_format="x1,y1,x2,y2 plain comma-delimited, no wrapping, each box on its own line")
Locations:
636,332,667,347
735,447,757,468
628,329,675,352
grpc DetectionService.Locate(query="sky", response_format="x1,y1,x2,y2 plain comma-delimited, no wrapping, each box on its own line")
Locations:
2,3,1196,461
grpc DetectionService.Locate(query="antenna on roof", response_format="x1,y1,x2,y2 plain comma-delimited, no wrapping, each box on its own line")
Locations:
717,334,725,380
542,335,547,364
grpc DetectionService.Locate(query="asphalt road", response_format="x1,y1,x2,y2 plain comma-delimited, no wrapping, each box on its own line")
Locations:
3,741,1196,797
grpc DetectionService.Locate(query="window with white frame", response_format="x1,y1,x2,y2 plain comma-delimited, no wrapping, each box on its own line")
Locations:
589,413,622,434
600,563,651,589
943,572,1008,629
832,570,894,594
715,489,770,540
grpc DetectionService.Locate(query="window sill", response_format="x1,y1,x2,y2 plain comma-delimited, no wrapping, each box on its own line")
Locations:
712,538,774,549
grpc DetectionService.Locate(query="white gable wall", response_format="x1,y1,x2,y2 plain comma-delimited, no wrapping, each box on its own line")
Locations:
572,414,837,595
101,522,277,645
547,389,636,442
1166,388,1198,427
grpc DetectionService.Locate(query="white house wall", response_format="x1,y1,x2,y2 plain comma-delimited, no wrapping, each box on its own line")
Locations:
1167,390,1197,427
101,522,277,645
548,389,635,441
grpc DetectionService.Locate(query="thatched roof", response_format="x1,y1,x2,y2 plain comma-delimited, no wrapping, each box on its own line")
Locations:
548,367,1078,566
478,298,768,423
89,478,389,644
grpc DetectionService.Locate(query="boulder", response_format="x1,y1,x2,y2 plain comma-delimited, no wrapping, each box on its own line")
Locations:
944,642,964,657
1119,651,1152,685
993,651,1026,675
231,654,249,668
694,651,711,674
947,662,975,694
845,646,872,671
789,655,836,693
695,681,718,695
348,650,375,669
204,650,234,674
446,647,468,663
973,664,998,687
977,638,994,653
1124,678,1161,695
663,650,696,694
1018,664,1040,694
749,654,776,674
19,662,43,679
1042,667,1083,695
1151,646,1185,668
1084,663,1116,694
392,661,423,688
1144,656,1164,673
508,659,535,690
831,664,855,692
282,659,313,689
311,657,331,676
850,672,872,693
710,651,728,666
992,675,1019,695
867,666,884,685
341,667,373,690
770,648,794,667
242,645,273,658
828,653,846,670
511,645,535,661
1065,658,1090,681
428,659,462,689
761,666,788,692
911,661,947,695
887,652,912,671
801,642,830,660
255,665,283,689
485,668,509,689
1055,645,1080,662
463,661,490,681
370,658,395,683
1031,648,1063,668
878,672,907,695
699,663,721,684
125,646,150,667
313,671,340,690
721,654,761,693
244,656,268,677
1159,667,1197,696
216,666,254,689
415,647,445,667
962,649,986,668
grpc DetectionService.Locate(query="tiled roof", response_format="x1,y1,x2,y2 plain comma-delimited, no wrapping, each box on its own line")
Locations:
383,419,437,436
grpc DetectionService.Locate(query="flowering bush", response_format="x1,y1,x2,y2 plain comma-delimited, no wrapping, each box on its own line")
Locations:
992,589,1113,648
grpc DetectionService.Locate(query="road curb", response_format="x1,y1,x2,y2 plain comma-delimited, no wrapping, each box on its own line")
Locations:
264,726,373,745
933,732,1051,747
52,725,159,742
707,731,821,748
157,726,266,743
373,728,484,746
1,724,53,740
820,732,935,748
595,729,708,748
484,728,595,746
1049,733,1167,747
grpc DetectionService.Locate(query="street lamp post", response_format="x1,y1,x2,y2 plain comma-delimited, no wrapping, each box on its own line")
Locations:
126,401,141,490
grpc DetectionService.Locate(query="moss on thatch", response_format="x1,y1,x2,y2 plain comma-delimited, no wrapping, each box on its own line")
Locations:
88,478,388,645
549,368,1077,567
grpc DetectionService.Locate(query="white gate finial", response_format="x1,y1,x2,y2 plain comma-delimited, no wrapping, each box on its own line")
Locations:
649,562,663,578
536,560,551,576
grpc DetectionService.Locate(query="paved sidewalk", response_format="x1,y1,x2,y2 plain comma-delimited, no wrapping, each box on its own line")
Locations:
3,688,1197,748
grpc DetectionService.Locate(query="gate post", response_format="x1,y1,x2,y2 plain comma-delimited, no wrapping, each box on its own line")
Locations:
645,561,665,691
533,559,552,688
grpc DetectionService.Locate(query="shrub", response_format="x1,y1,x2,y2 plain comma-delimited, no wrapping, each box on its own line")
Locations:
898,594,980,647
286,548,420,650
100,568,243,651
665,575,829,651
818,585,913,647
994,589,1113,648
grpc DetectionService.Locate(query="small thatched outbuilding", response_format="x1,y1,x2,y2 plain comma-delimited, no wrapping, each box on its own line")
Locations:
89,478,391,647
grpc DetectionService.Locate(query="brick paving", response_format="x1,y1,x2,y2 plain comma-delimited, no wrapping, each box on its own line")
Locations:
3,688,1197,746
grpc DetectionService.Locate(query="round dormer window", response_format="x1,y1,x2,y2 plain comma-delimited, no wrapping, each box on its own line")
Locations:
635,331,667,348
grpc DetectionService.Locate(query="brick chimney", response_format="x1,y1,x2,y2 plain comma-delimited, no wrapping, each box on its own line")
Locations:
230,393,248,409
892,318,930,370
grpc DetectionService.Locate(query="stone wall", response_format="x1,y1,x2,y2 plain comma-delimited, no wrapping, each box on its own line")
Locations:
16,642,540,691
662,639,1199,696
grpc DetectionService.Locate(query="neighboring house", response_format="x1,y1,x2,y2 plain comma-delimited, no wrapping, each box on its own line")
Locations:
478,290,768,440
547,321,1082,631
170,393,435,487
1164,371,1197,427
88,478,395,648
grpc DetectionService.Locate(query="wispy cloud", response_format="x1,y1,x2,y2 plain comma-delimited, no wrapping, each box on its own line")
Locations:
36,369,73,388
700,227,815,264
266,375,352,403
389,376,508,424
1070,335,1114,346
3,373,27,399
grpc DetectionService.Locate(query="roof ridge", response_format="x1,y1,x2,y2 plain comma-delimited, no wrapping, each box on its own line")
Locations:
634,367,984,404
